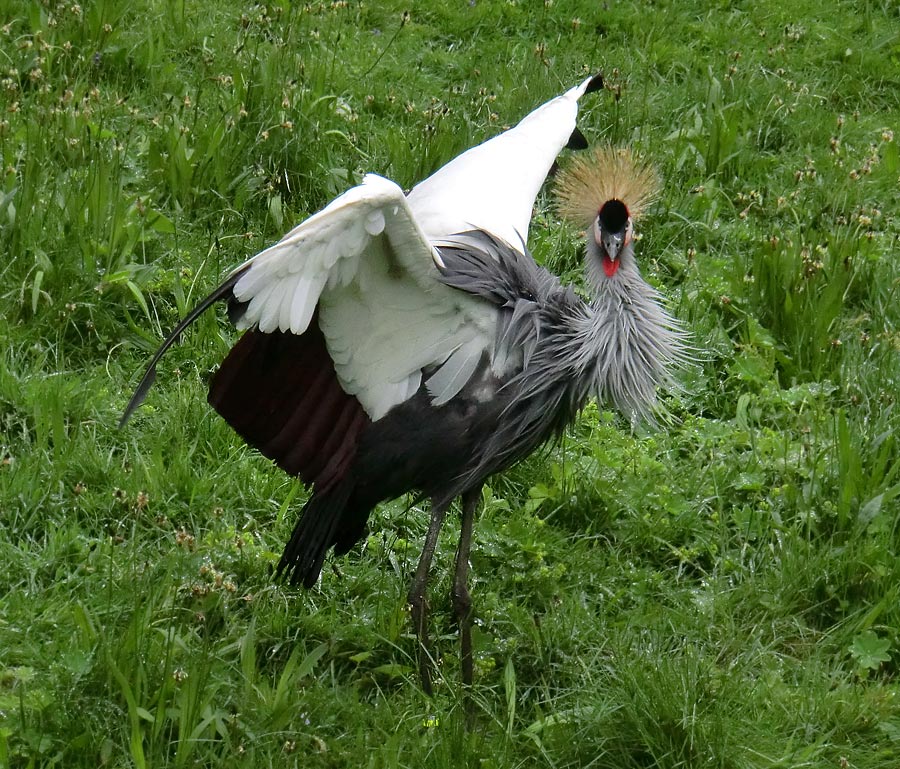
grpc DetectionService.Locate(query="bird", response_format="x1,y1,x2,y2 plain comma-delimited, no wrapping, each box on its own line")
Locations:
121,74,687,693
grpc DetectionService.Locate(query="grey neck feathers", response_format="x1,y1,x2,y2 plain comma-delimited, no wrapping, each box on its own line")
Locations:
574,240,688,421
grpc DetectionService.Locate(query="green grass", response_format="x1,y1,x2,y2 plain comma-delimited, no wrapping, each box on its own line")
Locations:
2,0,900,766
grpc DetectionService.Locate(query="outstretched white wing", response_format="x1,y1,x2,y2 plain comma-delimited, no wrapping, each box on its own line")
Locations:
226,77,599,421
231,174,439,335
407,74,598,246
229,174,493,420
123,77,600,427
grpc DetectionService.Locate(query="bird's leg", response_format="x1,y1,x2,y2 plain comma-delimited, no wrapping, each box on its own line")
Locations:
408,497,449,695
452,485,482,690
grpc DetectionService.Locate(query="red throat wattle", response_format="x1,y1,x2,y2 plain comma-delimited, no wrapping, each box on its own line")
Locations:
602,253,620,277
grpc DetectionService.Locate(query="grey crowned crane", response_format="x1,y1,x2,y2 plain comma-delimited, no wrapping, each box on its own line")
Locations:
121,74,687,692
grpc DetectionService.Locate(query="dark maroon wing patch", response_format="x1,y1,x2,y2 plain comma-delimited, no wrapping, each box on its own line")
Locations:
207,321,369,492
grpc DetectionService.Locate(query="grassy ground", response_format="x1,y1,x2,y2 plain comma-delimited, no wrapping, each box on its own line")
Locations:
2,0,899,766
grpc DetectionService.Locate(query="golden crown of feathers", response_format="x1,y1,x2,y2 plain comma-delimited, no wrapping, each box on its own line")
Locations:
555,146,660,227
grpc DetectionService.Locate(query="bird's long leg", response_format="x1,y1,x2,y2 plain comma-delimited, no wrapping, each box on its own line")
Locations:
408,496,450,695
452,485,482,690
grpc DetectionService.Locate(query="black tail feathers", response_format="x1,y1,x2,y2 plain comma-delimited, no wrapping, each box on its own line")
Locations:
276,481,355,588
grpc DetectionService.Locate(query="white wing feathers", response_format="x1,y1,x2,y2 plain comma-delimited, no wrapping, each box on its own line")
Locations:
224,78,594,420
318,245,492,419
406,75,595,247
231,175,430,334
229,174,493,420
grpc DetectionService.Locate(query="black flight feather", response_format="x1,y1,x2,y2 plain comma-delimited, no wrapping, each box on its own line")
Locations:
118,266,249,427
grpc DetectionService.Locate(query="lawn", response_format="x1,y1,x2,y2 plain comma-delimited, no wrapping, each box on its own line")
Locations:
1,0,899,767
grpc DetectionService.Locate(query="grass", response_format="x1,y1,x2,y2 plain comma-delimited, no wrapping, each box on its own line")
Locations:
1,0,899,766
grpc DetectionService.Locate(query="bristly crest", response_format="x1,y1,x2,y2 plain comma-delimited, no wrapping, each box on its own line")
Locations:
555,145,660,228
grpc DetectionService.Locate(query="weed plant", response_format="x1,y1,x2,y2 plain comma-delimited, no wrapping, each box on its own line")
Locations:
1,0,899,767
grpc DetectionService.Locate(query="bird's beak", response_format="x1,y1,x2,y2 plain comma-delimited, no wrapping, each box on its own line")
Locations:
601,229,625,261
593,219,626,262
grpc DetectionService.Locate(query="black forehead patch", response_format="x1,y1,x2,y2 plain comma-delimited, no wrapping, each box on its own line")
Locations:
598,199,629,233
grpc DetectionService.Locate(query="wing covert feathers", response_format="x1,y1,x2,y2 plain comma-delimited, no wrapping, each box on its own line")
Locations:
229,175,419,336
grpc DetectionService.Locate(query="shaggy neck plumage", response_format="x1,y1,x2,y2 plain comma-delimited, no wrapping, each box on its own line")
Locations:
576,238,687,420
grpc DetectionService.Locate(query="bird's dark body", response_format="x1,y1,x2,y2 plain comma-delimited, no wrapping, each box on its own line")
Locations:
208,232,595,587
